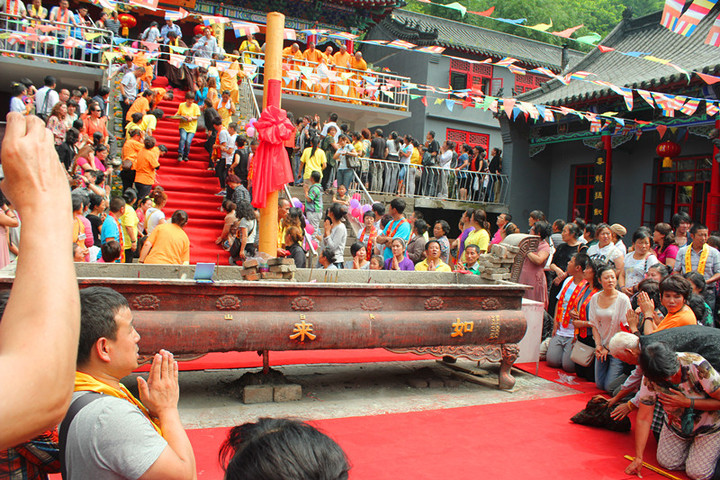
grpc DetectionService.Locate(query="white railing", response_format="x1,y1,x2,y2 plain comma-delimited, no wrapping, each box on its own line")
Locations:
358,157,509,205
243,51,410,111
0,12,114,67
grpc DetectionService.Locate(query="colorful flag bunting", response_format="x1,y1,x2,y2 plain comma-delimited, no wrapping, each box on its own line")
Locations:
202,15,229,26
637,90,656,108
416,46,446,54
576,33,601,45
661,0,685,31
528,21,553,32
503,99,516,119
468,7,495,17
446,99,455,112
697,71,720,84
421,96,428,106
680,98,700,115
672,0,718,36
496,18,527,25
657,125,668,138
552,25,584,38
597,45,615,53
708,102,720,116
705,14,720,46
128,0,158,10
495,57,518,67
387,39,416,49
232,22,260,38
165,7,188,21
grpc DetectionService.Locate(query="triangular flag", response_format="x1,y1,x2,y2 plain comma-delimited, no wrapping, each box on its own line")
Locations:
128,0,158,10
657,124,668,139
503,99,516,119
697,72,720,85
528,21,553,31
443,2,467,17
468,7,494,16
576,33,601,45
661,0,684,31
446,99,455,112
552,25,584,38
421,96,428,107
597,45,615,53
705,13,720,46
707,101,720,116
434,98,443,105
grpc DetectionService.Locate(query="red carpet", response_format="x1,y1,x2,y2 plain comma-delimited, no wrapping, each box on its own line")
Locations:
150,79,228,265
135,348,437,372
516,361,606,394
185,393,685,480
48,393,687,479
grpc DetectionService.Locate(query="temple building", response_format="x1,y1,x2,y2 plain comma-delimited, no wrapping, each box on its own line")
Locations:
361,9,584,157
501,7,720,231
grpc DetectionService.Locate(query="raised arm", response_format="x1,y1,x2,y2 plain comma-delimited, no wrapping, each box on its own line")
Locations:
0,113,80,448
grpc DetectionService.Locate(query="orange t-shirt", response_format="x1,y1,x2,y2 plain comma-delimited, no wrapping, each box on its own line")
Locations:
152,87,167,107
655,306,697,332
121,138,144,166
134,147,160,185
145,223,190,265
127,96,150,121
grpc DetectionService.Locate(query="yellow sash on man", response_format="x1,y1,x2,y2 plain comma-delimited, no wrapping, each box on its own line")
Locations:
74,371,162,434
686,243,709,275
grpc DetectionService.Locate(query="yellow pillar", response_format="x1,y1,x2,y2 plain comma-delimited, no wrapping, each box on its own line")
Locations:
211,23,224,50
257,12,285,257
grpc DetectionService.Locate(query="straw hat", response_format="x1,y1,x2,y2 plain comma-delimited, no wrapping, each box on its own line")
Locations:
609,223,627,237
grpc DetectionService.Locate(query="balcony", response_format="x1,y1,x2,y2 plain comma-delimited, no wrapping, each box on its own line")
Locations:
0,12,112,89
243,51,411,127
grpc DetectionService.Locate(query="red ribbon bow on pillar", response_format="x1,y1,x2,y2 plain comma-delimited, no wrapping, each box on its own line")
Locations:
250,105,295,209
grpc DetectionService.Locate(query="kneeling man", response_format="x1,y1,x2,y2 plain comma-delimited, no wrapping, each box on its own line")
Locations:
62,286,196,479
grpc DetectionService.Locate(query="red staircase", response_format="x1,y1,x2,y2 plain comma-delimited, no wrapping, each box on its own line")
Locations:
150,78,227,265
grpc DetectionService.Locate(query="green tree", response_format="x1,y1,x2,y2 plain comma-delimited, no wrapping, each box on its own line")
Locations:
404,0,665,49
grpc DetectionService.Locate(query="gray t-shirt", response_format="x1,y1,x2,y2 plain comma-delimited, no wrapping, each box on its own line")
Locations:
66,392,167,480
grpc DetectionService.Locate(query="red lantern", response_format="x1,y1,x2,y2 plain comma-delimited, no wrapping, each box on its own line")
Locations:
657,140,681,168
118,13,136,37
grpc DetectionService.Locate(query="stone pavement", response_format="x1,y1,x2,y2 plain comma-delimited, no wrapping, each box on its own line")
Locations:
127,359,578,430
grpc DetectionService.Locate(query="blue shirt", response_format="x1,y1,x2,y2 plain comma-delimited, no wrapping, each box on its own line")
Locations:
382,218,411,261
101,216,123,245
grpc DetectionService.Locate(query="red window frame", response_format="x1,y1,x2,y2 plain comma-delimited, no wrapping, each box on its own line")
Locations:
449,58,499,95
446,128,490,152
571,163,595,223
514,73,550,94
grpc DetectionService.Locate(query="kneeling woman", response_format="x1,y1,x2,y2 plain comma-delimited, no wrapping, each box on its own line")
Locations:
588,263,632,392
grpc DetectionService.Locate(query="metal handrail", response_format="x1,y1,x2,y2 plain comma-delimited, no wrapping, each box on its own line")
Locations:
243,50,410,110
352,169,374,206
359,157,509,205
0,12,114,68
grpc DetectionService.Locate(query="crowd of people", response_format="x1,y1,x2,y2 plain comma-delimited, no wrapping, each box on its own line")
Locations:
0,110,353,480
517,208,720,479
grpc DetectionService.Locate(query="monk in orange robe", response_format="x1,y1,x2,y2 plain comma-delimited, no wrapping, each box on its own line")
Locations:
350,51,368,104
282,43,303,92
333,44,353,102
302,41,324,95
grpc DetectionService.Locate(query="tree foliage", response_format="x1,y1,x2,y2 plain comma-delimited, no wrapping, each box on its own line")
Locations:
403,0,665,50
